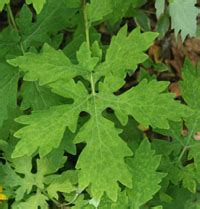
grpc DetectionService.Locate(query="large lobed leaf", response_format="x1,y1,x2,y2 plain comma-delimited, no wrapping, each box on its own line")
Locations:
8,26,189,202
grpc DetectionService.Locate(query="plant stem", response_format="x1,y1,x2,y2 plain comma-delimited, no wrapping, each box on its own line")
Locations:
7,4,18,32
90,72,96,96
82,0,90,48
177,119,198,163
6,4,25,54
82,0,96,95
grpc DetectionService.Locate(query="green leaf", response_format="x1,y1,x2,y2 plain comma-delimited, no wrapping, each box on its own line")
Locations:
1,142,70,205
97,26,158,90
126,139,165,209
105,0,131,24
180,60,200,175
101,78,190,128
12,91,83,158
17,1,77,49
132,0,147,8
8,44,78,85
12,192,48,209
0,0,9,11
163,186,198,209
25,0,46,14
169,0,199,40
8,25,189,205
20,81,64,111
98,191,129,209
75,116,132,201
46,172,76,199
0,27,21,60
133,9,151,31
155,0,165,19
86,0,113,24
0,63,19,127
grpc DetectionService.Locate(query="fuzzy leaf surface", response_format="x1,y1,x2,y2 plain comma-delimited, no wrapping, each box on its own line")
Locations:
169,0,199,40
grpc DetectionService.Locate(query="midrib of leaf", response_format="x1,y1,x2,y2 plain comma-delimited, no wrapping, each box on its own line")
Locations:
33,82,48,108
82,0,100,132
178,116,199,162
82,0,109,193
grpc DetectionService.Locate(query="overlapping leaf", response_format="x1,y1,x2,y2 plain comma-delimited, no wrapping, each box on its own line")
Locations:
16,0,78,49
0,63,19,127
0,27,21,60
0,142,75,207
20,81,64,111
8,26,189,203
126,139,165,209
12,80,87,158
180,60,200,175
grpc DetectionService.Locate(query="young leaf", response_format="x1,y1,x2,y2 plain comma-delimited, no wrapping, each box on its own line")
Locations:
169,0,199,40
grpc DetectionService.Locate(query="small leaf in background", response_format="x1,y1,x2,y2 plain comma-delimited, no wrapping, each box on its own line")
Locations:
86,0,113,24
169,0,199,40
133,9,151,31
127,139,166,209
155,0,165,19
156,14,170,39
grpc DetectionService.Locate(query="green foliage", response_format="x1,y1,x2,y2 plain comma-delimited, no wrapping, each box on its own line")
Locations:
0,0,199,208
25,0,46,14
0,0,9,11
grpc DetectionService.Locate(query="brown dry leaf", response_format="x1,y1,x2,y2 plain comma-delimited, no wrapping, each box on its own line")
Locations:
169,82,181,97
149,44,163,63
184,38,200,64
165,35,184,76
